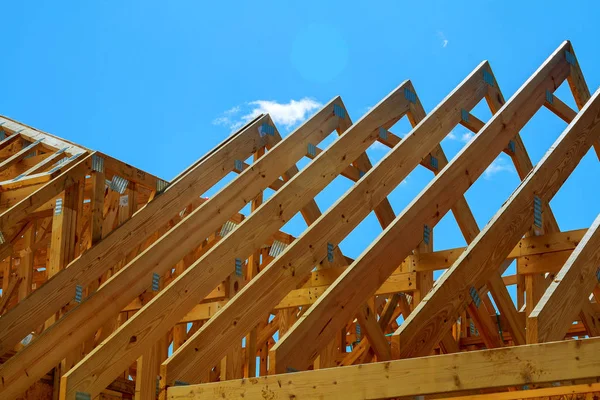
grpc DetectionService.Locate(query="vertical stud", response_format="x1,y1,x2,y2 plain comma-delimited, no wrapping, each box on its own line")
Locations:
327,242,334,263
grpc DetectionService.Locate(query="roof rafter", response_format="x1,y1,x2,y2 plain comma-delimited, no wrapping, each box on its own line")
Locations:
528,211,600,343
395,55,600,359
60,80,412,399
162,60,490,385
270,41,577,369
0,38,598,400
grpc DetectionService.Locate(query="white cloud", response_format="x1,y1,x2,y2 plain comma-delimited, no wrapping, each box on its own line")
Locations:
445,129,473,143
213,98,322,132
484,155,514,179
461,132,474,142
438,31,449,48
212,116,230,126
224,105,240,115
371,141,388,151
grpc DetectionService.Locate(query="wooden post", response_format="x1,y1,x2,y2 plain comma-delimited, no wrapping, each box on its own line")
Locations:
17,223,34,302
46,182,81,399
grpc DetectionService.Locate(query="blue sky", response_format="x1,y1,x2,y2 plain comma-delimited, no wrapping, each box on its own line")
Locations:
3,1,600,276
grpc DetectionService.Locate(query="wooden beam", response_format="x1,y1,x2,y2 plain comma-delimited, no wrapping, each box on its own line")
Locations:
449,383,600,400
244,148,264,378
0,133,24,158
46,183,80,286
459,110,485,133
0,115,266,362
81,167,107,357
166,337,600,400
467,300,504,349
579,301,600,338
545,93,578,123
528,211,600,343
275,271,416,309
487,271,525,345
0,154,91,265
0,116,270,400
102,152,165,192
0,273,20,315
273,126,349,271
134,343,161,400
562,43,599,159
61,87,406,400
17,222,35,302
45,179,82,396
276,41,574,367
15,147,70,177
403,227,587,273
517,249,573,274
438,331,460,354
267,62,498,373
352,298,399,364
0,116,87,156
486,74,560,236
355,303,391,361
134,268,169,400
394,64,600,359
47,101,340,396
161,62,490,384
0,139,44,175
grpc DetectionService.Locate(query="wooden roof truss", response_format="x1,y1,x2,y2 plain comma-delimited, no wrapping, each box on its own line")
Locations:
0,40,599,400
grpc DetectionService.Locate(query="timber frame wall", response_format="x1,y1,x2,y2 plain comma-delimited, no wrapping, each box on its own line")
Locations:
0,40,600,400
